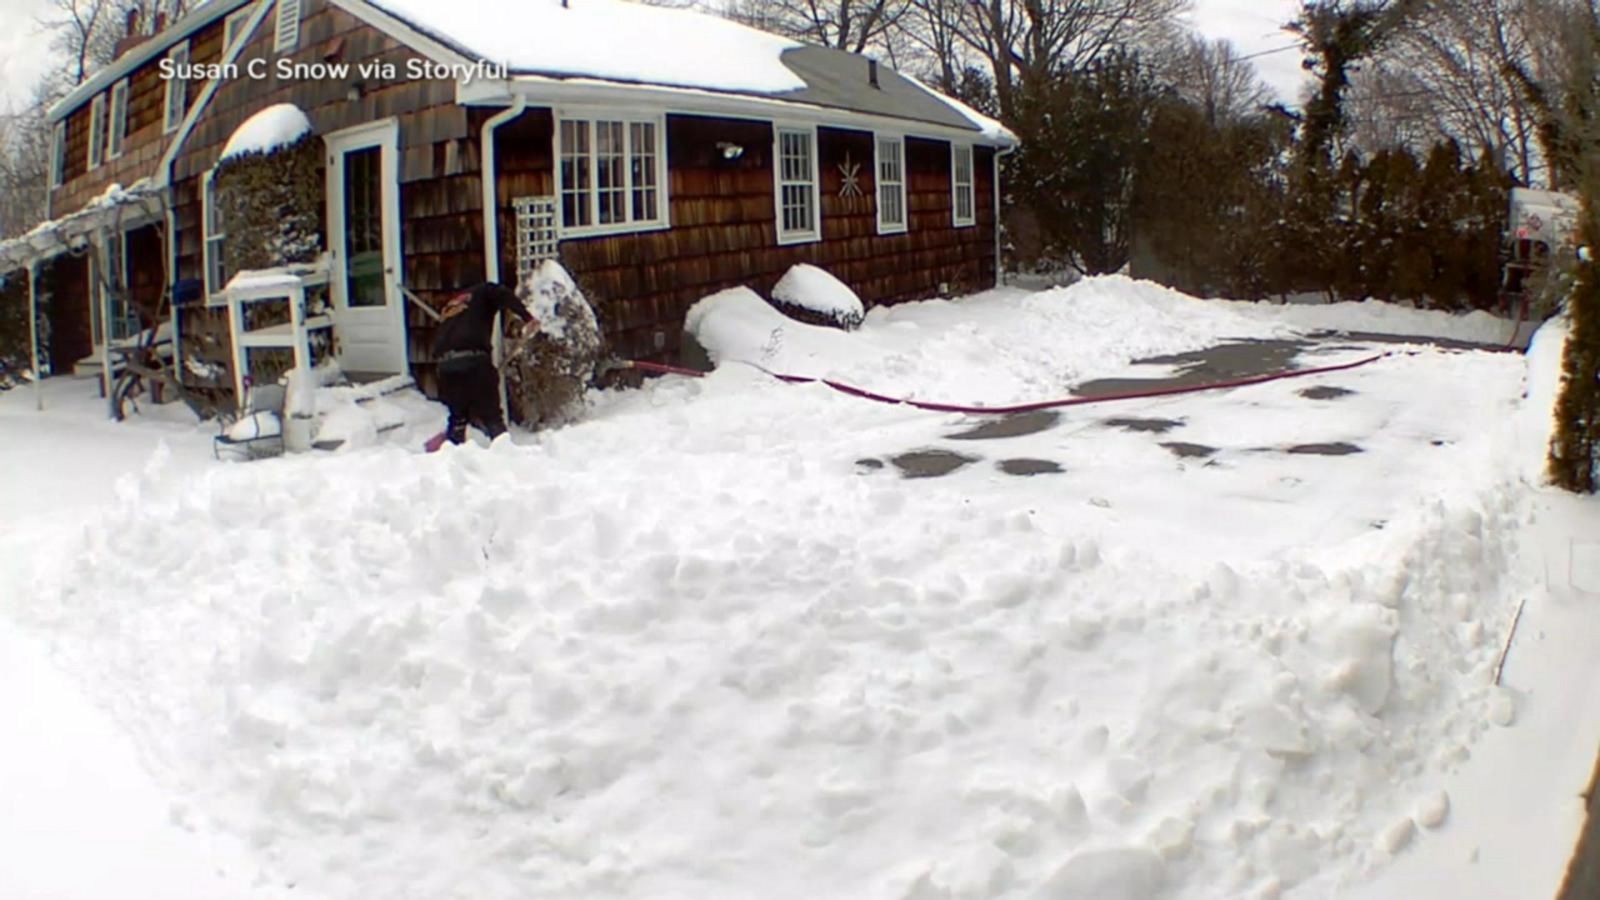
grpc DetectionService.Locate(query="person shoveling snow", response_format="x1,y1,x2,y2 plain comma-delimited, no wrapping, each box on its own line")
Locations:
426,265,605,450
430,282,537,447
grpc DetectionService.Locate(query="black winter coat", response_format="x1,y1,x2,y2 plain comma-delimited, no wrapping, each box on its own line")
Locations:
431,282,534,357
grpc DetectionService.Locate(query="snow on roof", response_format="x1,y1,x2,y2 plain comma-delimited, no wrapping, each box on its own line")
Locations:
219,104,313,163
904,75,1017,144
368,0,806,93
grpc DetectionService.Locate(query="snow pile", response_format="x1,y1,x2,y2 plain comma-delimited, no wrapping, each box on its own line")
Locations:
688,274,1298,403
370,0,804,93
1230,297,1516,345
219,104,313,162
0,279,1556,900
772,263,865,330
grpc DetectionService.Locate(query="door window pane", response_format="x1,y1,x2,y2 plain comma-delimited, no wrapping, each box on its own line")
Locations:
343,146,386,308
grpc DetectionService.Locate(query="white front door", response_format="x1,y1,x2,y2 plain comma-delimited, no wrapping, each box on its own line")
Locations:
326,119,406,377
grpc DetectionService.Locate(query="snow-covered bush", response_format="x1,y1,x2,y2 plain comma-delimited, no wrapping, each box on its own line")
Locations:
770,263,864,331
213,106,322,274
504,261,603,429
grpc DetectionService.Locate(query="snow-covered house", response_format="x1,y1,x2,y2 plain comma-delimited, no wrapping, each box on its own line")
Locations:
0,0,1014,407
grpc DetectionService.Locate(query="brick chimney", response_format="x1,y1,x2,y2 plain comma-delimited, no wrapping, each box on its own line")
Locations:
111,7,145,61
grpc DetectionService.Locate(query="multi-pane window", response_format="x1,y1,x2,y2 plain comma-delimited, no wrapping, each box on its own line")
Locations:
164,42,189,133
88,94,106,170
876,135,906,234
50,122,65,187
557,115,665,234
203,170,228,299
776,126,818,243
108,79,129,160
952,144,976,227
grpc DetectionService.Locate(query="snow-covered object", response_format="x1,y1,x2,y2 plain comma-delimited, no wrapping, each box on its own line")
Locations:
222,410,280,441
505,260,602,428
3,278,1593,900
771,263,865,330
218,104,312,163
370,0,804,93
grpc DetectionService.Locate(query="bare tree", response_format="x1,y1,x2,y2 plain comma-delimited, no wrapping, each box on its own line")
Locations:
940,0,1189,121
1345,0,1588,186
722,0,913,53
1159,35,1273,126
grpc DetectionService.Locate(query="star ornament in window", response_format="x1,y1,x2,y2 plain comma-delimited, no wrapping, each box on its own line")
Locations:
838,153,863,198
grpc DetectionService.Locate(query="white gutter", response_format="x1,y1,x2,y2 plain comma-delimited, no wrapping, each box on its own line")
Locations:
27,260,42,411
459,76,1014,150
480,96,527,284
479,96,525,417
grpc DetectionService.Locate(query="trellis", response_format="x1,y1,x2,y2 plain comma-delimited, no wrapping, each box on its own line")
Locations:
512,196,559,285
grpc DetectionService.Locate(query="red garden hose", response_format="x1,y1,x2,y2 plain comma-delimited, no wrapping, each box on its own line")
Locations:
616,351,1393,416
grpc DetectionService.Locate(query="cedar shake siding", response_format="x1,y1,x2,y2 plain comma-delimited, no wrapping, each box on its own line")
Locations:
500,113,998,362
53,4,238,217
170,0,484,387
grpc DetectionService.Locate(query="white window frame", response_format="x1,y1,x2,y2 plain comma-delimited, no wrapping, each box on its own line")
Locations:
202,168,228,304
773,123,820,245
87,93,107,170
552,109,670,238
107,79,129,161
951,143,976,228
875,133,907,235
275,0,302,54
163,41,189,134
50,121,66,188
224,6,253,50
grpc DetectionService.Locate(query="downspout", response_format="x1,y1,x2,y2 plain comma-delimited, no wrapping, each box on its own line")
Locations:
28,260,42,411
993,143,1015,289
481,95,526,286
480,95,526,420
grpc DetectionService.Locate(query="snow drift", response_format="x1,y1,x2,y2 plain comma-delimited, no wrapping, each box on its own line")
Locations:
0,276,1548,900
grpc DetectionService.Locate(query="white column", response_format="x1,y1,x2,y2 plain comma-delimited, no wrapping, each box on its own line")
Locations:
27,260,42,412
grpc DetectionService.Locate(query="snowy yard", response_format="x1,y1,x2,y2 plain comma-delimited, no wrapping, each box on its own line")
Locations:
3,277,1600,900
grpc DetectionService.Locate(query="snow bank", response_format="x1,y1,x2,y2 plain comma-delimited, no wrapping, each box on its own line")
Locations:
0,275,1551,900
219,104,312,162
1230,297,1517,345
772,263,865,329
369,0,804,93
689,274,1299,403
